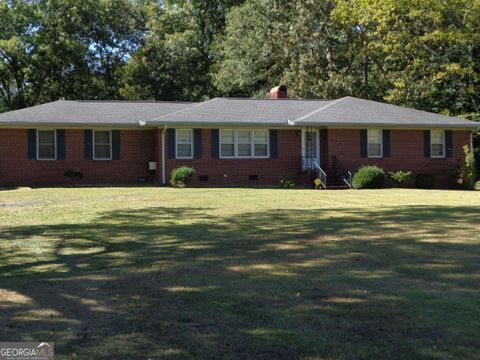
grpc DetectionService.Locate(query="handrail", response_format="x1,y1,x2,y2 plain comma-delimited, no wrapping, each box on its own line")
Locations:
313,160,327,190
343,171,353,189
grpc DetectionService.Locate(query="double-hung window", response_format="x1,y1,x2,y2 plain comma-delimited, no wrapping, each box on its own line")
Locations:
93,130,112,160
220,129,269,158
176,129,193,159
253,130,268,156
430,130,445,157
220,130,235,157
37,130,56,160
237,130,251,156
367,129,383,158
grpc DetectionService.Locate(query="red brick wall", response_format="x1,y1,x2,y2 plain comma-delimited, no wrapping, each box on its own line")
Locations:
0,127,472,188
162,129,302,186
325,129,471,187
0,129,156,186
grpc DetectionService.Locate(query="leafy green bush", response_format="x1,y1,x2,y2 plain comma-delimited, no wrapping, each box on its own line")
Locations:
170,166,195,188
280,179,296,189
457,145,475,189
415,173,435,189
64,170,83,181
352,166,385,189
388,170,412,186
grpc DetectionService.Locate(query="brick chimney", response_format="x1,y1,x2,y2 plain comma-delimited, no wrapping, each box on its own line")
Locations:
270,85,288,99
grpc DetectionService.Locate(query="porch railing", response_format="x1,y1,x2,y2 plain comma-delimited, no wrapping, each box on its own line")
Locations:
313,160,327,190
302,156,353,190
301,156,327,189
342,171,353,189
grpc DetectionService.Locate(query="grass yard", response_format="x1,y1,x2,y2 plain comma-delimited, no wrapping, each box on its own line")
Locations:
0,187,479,359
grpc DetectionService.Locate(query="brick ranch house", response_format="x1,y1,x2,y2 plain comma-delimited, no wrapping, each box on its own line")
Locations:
0,86,478,188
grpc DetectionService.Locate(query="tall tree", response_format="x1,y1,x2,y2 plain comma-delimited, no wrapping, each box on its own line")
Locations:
1,0,479,119
0,0,147,111
282,0,361,99
214,0,382,99
121,0,245,101
214,0,293,97
334,0,480,115
34,0,148,102
0,0,40,110
216,0,480,117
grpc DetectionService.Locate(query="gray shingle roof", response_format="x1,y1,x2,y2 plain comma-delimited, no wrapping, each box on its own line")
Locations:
0,96,477,129
149,98,334,125
296,97,478,128
0,100,193,126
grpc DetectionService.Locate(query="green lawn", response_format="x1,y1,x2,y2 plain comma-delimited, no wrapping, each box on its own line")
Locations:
0,187,479,359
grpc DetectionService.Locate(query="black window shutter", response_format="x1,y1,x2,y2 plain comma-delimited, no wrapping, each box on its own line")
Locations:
382,130,391,158
424,130,431,158
28,129,37,160
112,130,121,160
211,129,219,159
57,129,66,160
269,129,278,158
360,129,368,158
445,130,453,158
194,129,202,159
167,128,176,159
84,130,93,159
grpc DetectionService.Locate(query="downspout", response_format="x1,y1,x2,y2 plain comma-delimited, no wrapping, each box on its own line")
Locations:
162,125,167,185
470,130,474,153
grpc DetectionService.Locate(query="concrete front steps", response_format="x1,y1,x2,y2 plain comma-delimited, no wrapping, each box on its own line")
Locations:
322,169,351,190
298,168,351,189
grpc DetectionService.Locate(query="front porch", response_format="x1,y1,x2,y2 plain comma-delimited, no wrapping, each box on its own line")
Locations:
300,127,352,189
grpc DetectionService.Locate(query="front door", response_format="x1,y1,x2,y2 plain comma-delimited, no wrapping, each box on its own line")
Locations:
302,128,320,170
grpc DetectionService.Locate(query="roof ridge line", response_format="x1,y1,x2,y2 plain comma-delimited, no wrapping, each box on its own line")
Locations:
217,97,332,102
75,100,194,104
294,97,346,122
147,98,218,123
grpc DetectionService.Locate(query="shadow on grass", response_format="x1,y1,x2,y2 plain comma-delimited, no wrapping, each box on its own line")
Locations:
0,206,479,359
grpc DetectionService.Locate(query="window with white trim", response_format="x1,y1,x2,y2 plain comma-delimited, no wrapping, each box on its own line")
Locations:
220,129,269,158
37,130,56,160
254,130,268,156
237,130,251,156
220,130,235,157
176,129,193,158
430,130,445,157
367,129,383,157
93,130,111,160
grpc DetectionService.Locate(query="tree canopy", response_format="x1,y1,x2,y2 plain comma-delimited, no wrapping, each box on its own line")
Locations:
1,0,479,119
